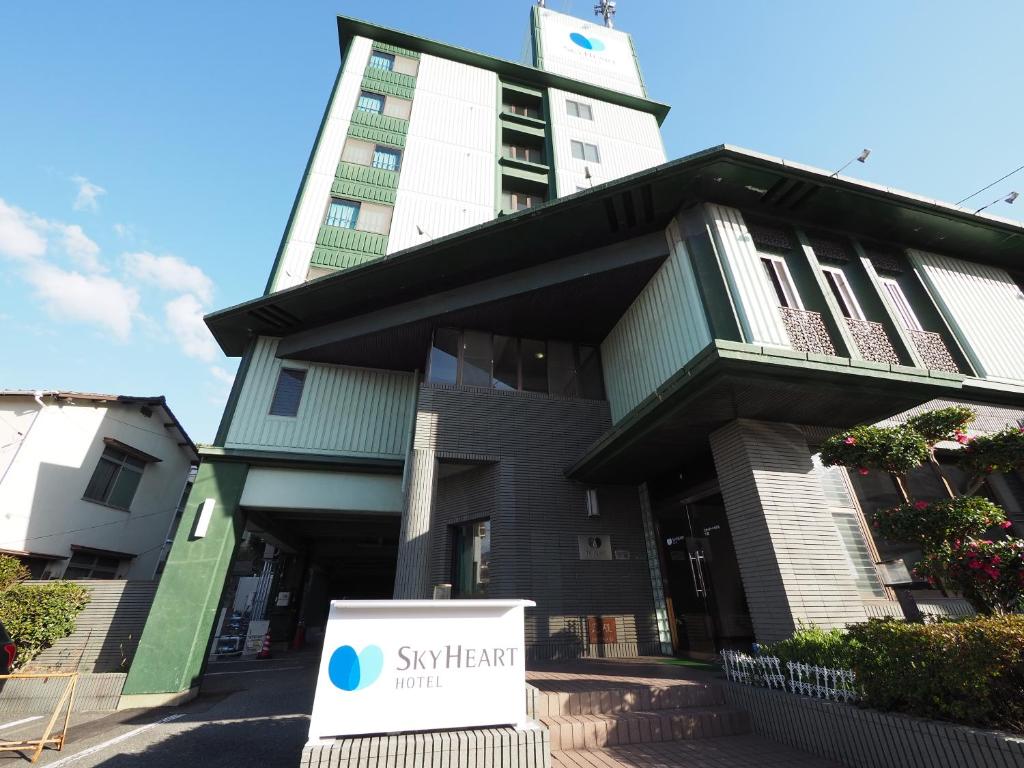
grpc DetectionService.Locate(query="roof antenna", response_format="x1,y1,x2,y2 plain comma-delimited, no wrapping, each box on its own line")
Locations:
594,0,616,28
829,148,871,178
974,191,1018,215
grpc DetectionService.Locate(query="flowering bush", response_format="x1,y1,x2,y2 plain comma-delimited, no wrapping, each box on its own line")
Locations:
958,425,1024,476
819,424,928,475
920,538,1024,615
904,405,976,445
871,496,1007,549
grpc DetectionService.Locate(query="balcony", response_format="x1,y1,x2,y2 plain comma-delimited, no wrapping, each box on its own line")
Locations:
845,318,900,366
779,307,837,356
907,329,960,373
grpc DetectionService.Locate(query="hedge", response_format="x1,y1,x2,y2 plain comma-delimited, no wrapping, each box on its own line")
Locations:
0,555,90,670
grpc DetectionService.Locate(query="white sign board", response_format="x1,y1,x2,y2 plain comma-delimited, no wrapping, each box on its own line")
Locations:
243,619,270,656
308,599,535,741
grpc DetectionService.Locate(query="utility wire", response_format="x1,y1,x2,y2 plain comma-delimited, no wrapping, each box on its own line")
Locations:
955,163,1024,206
1,503,184,548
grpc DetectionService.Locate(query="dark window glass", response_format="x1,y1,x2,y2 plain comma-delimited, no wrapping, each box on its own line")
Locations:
84,456,118,501
761,258,790,307
64,552,121,580
269,368,307,416
427,329,459,384
520,339,547,392
577,345,605,399
824,271,852,318
452,519,490,598
462,331,492,387
547,341,576,397
83,447,146,510
492,335,519,390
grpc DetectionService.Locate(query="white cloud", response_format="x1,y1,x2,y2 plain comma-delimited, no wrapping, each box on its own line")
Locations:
60,224,103,272
25,264,140,340
71,175,106,212
209,366,236,386
123,251,214,304
0,199,47,260
164,293,219,362
112,223,134,240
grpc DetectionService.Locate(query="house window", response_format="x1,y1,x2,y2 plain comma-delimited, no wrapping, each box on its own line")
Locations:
566,100,593,120
325,199,360,229
269,368,307,417
821,266,865,320
570,140,600,163
452,519,490,598
368,51,395,71
357,91,385,114
83,447,146,510
503,102,541,119
371,146,401,171
64,551,122,580
503,144,544,164
880,277,923,331
427,328,459,385
760,255,802,309
501,190,543,211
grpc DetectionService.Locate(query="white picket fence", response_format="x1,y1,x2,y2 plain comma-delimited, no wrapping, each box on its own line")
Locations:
721,650,859,703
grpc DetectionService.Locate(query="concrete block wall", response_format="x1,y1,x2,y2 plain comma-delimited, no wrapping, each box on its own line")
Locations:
402,384,661,659
709,419,866,642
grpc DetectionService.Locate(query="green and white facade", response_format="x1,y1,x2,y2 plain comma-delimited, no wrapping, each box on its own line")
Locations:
121,8,1024,706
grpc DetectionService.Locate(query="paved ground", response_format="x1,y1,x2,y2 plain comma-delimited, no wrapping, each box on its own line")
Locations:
0,653,840,767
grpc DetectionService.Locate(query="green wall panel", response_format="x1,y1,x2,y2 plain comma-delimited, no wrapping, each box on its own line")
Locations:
331,179,397,205
372,41,421,59
331,162,399,205
348,111,408,148
316,224,388,254
310,246,385,270
362,70,416,100
122,460,248,696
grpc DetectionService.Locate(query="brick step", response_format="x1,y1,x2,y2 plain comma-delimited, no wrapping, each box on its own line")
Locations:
536,682,722,718
543,705,750,750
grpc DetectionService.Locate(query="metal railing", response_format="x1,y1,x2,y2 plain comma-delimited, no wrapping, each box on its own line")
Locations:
907,329,960,373
779,307,837,356
721,650,860,703
845,317,901,365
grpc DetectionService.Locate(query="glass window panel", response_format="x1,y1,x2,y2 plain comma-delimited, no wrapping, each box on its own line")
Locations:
357,92,385,113
368,51,395,70
371,146,400,171
84,457,118,502
461,331,492,387
269,368,307,416
584,143,600,162
326,199,359,229
520,339,547,393
428,329,459,384
453,519,490,598
881,278,923,331
571,140,585,160
108,468,142,510
577,345,605,399
547,341,576,397
492,335,519,390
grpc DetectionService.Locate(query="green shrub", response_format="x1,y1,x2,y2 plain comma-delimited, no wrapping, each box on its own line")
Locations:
0,557,29,592
872,496,1007,549
922,538,1024,615
959,425,1024,476
0,556,90,670
905,405,976,445
763,625,857,669
847,616,1024,733
820,425,929,475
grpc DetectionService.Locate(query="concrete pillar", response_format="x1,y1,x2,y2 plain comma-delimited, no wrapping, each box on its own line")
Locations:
120,459,248,707
393,447,437,599
709,419,866,642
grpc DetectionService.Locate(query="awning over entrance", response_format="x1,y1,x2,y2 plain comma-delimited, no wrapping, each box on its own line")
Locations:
567,340,965,484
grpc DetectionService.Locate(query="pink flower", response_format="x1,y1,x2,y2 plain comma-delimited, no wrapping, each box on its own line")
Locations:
991,556,1002,565
985,465,995,473
1000,520,1013,529
984,566,1000,580
844,436,857,445
858,467,869,476
968,559,983,569
914,500,928,510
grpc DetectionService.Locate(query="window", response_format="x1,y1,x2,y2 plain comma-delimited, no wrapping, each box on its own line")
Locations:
269,368,307,417
821,266,865,320
503,103,541,119
357,91,385,114
371,146,401,171
503,144,544,164
325,199,360,229
64,552,122,580
368,51,395,71
880,277,923,331
84,447,145,510
566,100,593,120
425,329,605,398
570,140,600,163
501,190,543,211
452,519,490,598
760,255,802,309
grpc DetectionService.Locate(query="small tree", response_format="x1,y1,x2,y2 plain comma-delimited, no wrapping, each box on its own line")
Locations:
821,407,1024,614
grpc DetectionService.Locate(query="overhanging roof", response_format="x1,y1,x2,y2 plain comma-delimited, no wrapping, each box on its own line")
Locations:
336,15,671,124
207,145,1024,358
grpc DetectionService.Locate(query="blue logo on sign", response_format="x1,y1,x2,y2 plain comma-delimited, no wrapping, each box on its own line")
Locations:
328,645,384,691
570,32,606,51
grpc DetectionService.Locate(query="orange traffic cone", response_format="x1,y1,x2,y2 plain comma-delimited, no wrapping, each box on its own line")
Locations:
257,631,272,659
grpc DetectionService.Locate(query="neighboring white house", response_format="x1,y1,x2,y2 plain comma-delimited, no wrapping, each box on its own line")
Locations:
0,390,197,580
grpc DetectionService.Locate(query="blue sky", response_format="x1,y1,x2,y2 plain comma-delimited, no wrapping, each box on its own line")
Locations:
2,1,1021,442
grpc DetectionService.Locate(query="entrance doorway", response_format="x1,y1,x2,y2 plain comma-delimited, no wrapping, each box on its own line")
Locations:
655,487,754,656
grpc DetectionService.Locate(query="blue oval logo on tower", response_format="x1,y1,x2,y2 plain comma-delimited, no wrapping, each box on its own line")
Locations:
328,645,384,691
569,32,605,51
